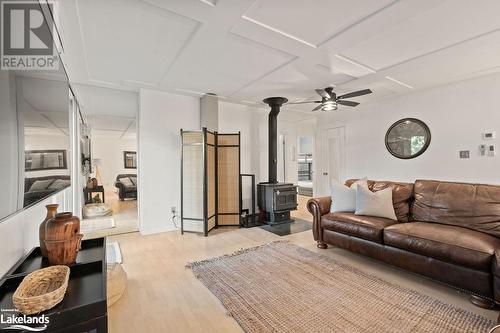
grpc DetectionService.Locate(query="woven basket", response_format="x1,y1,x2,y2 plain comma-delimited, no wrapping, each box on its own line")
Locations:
13,265,70,315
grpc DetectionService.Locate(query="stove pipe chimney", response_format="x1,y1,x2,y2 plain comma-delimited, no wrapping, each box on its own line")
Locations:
263,97,288,184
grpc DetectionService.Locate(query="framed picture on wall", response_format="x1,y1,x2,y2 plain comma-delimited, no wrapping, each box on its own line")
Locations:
25,150,68,171
123,151,137,169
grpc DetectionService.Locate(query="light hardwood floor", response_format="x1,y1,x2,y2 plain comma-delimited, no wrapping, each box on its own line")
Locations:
82,191,138,239
291,194,313,221
108,226,498,332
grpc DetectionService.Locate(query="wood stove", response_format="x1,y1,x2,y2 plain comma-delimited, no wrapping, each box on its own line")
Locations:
257,97,298,224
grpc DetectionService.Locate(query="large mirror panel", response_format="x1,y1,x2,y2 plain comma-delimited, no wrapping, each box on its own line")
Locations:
0,66,70,222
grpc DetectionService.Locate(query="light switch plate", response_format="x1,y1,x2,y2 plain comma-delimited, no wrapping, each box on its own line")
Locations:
459,150,470,158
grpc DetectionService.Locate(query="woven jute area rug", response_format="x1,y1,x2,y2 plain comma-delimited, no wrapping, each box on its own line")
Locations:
187,241,496,333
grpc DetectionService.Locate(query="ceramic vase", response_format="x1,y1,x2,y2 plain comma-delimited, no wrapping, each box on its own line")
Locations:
39,204,59,257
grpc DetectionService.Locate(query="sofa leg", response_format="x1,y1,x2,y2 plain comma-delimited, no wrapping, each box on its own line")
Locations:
470,295,496,309
317,241,328,249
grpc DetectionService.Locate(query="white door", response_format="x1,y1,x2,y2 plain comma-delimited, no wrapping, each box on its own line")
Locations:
316,127,346,196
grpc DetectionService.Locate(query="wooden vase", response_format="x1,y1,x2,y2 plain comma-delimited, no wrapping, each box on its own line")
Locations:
39,204,59,257
44,212,82,265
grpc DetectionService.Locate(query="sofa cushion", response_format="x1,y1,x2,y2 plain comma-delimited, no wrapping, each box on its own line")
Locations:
345,179,413,222
355,185,397,220
120,177,134,187
124,185,137,193
384,222,500,271
47,179,70,190
322,212,399,243
412,180,500,237
330,178,368,213
28,179,55,192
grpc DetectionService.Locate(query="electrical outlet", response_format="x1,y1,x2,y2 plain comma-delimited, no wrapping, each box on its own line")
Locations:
171,206,176,214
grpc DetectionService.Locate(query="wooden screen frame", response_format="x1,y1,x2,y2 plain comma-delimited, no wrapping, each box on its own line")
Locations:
180,128,241,236
216,133,241,227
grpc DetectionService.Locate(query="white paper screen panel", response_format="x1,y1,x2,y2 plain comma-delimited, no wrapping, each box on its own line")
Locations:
182,132,203,232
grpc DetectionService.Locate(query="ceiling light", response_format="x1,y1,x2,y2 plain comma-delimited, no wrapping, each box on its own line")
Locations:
322,101,337,111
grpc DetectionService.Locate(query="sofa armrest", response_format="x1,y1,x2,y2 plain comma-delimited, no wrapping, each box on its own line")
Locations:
492,250,500,303
307,197,331,243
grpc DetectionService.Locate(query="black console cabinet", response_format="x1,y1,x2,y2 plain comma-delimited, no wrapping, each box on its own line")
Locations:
0,238,107,332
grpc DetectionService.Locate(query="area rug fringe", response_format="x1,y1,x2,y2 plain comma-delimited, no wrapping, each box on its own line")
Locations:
185,240,289,270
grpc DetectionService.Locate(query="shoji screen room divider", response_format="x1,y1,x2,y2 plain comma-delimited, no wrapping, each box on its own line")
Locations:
180,128,241,236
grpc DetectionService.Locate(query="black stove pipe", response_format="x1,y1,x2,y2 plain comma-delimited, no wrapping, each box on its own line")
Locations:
262,97,288,184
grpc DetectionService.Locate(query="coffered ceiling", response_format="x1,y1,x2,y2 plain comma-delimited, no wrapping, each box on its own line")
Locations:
56,0,500,114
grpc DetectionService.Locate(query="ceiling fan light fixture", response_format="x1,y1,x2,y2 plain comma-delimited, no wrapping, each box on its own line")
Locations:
322,100,337,111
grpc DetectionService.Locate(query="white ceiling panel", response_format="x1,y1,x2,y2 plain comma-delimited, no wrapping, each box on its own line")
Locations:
384,30,500,88
88,115,135,132
74,84,138,118
243,0,395,47
163,32,294,96
340,0,500,70
77,0,199,85
57,0,500,117
231,62,354,101
21,78,69,113
318,54,375,78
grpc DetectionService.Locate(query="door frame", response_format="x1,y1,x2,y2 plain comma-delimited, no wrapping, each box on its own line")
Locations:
315,126,346,196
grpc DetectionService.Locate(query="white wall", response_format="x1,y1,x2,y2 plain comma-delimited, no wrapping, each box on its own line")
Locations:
218,102,268,182
218,101,306,185
0,187,72,276
316,72,500,194
138,89,200,234
91,133,137,191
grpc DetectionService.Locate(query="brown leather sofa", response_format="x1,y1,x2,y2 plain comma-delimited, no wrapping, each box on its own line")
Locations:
307,179,500,308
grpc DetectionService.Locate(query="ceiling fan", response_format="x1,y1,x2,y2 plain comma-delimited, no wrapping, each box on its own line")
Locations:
289,87,372,112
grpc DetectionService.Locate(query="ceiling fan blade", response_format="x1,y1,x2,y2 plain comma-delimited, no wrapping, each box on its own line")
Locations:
288,100,321,105
315,89,331,99
337,89,372,100
337,100,359,107
311,104,323,112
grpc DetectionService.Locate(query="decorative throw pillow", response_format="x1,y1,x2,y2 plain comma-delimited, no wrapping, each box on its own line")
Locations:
129,177,137,186
355,185,397,220
330,178,368,213
120,177,134,187
48,179,70,190
28,179,55,192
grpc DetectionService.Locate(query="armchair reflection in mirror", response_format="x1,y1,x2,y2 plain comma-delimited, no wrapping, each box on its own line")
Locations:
0,63,71,220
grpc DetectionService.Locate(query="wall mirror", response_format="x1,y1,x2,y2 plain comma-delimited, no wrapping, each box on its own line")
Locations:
0,62,71,221
385,118,431,159
123,151,137,169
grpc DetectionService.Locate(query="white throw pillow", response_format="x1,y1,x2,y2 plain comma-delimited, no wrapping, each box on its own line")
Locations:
330,178,368,213
355,185,397,220
120,177,134,187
